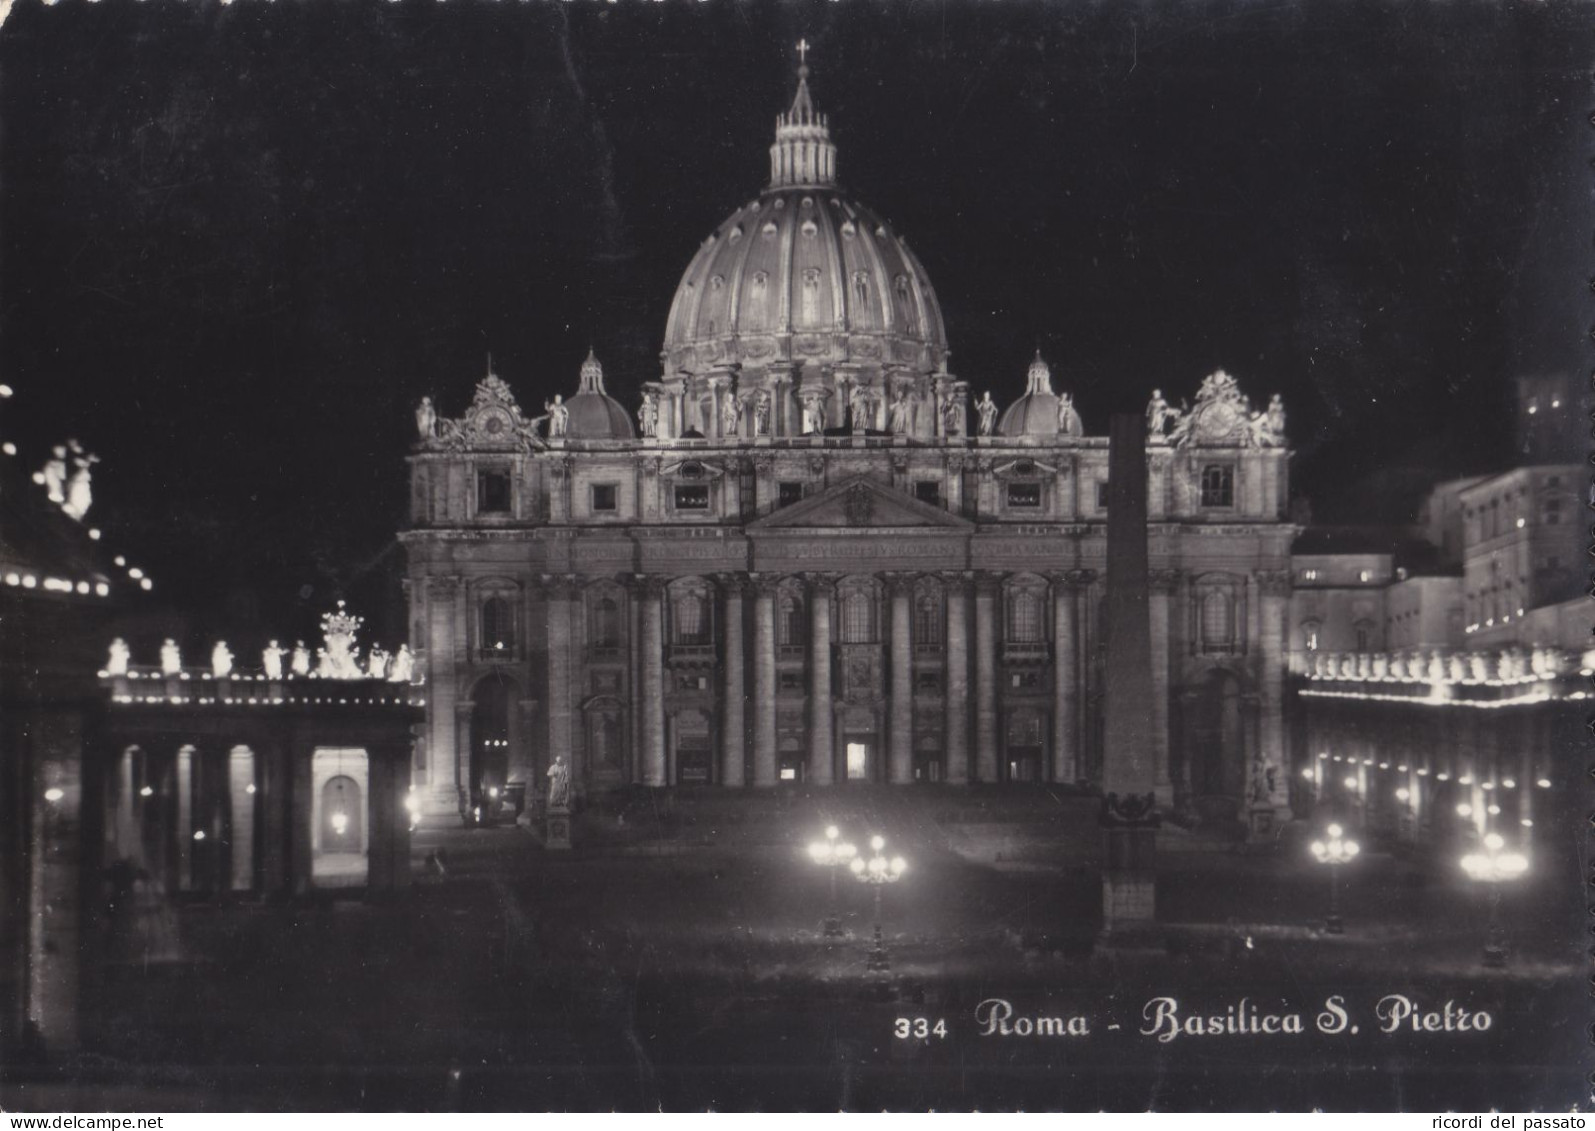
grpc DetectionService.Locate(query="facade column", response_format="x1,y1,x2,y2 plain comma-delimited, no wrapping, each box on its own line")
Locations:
943,572,970,784
888,574,914,785
639,576,668,787
807,575,835,785
176,744,194,891
1149,569,1179,805
1050,570,1085,783
751,578,779,786
1257,569,1292,825
974,572,1000,782
719,577,747,788
543,575,577,796
227,745,256,893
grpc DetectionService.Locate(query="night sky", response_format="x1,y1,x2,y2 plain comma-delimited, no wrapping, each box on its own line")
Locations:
0,0,1588,643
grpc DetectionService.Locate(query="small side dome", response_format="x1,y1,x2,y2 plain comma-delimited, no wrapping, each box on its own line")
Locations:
998,351,1061,437
565,349,636,441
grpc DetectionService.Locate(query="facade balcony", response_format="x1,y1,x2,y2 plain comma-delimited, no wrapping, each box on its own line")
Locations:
777,644,806,662
1002,640,1050,665
913,641,945,660
668,642,717,667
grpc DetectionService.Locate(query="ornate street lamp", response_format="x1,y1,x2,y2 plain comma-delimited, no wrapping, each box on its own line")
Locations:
850,834,907,972
807,824,857,938
1309,823,1360,935
1460,832,1529,968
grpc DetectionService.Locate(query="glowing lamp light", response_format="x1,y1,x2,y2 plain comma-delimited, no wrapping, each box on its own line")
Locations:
1300,768,1315,780
128,568,143,580
140,579,153,591
1486,804,1500,816
2,443,15,457
1378,762,1389,770
245,783,257,795
489,786,500,799
1317,752,1327,760
1455,803,1473,818
1395,788,1410,802
1342,776,1357,790
1536,778,1551,789
1458,775,1473,786
88,528,100,540
138,786,154,798
43,787,64,803
1397,764,1409,772
1520,819,1534,828
1436,772,1451,782
1515,518,1525,529
1501,778,1515,789
193,830,206,841
1480,781,1494,791
114,556,126,567
330,810,350,836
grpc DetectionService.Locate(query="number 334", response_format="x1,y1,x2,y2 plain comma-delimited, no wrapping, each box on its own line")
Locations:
894,1017,947,1039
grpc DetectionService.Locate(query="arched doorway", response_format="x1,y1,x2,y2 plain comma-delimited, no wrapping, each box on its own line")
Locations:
1188,669,1244,808
470,676,512,804
320,775,363,853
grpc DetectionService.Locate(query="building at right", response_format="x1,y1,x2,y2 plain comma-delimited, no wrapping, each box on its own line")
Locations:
1285,371,1587,853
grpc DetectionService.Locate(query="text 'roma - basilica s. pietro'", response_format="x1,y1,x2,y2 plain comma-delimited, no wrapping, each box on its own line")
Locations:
399,57,1294,829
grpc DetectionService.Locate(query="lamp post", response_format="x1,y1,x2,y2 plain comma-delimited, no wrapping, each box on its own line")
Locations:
1460,832,1529,968
1309,822,1360,935
849,834,906,972
807,824,857,938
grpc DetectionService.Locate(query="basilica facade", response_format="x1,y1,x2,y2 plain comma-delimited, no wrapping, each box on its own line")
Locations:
400,63,1295,826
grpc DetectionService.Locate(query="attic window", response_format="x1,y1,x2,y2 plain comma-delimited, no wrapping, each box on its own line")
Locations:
477,470,511,514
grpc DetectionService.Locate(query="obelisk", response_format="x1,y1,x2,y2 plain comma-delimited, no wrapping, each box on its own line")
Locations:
1097,413,1160,947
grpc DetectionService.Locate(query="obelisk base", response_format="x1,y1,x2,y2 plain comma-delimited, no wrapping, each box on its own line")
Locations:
545,803,572,851
1095,798,1166,957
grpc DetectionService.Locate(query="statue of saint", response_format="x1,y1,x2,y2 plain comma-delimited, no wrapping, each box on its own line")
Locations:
720,392,741,437
262,640,286,681
545,394,569,438
1146,389,1172,437
291,640,311,677
1265,394,1286,444
887,388,911,435
414,396,437,440
802,395,824,435
211,641,234,679
754,391,772,436
389,644,415,683
159,638,182,676
976,391,998,437
62,442,97,521
638,391,659,438
106,638,130,677
546,755,571,809
943,394,965,437
367,646,389,680
849,384,869,430
41,446,68,504
1057,392,1082,436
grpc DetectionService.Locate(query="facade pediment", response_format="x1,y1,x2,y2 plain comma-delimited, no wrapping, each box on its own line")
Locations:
747,476,973,533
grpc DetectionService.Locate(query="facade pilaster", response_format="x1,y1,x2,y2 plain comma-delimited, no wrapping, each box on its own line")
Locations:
974,571,1000,782
807,575,835,785
1257,569,1292,820
542,574,578,797
1051,569,1092,783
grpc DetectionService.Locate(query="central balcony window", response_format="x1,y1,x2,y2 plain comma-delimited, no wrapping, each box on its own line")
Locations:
674,484,710,510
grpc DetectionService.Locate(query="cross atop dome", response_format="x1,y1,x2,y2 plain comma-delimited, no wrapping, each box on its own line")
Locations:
770,39,836,189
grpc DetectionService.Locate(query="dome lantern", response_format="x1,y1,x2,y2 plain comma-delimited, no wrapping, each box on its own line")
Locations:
563,348,635,441
769,40,837,190
1025,351,1054,396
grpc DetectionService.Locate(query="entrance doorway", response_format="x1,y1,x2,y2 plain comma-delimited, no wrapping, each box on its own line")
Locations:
1189,670,1243,802
470,678,511,803
846,741,871,781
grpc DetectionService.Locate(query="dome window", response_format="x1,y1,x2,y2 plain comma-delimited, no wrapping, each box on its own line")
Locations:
773,198,786,210
728,225,743,242
876,225,888,238
751,271,769,292
801,220,818,237
801,196,813,208
750,201,762,212
711,275,725,291
762,222,778,238
841,221,856,239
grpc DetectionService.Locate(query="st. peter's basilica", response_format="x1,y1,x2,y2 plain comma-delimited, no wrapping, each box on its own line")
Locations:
400,58,1294,831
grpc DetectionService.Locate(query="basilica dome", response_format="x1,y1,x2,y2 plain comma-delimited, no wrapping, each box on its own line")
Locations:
998,352,1080,438
661,66,948,378
564,350,634,441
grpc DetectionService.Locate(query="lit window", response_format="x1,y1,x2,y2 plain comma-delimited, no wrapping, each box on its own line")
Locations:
477,470,511,514
674,484,710,510
1007,590,1042,643
1303,622,1321,652
841,591,876,643
1006,482,1042,508
1301,569,1320,582
1358,570,1371,583
1200,465,1234,508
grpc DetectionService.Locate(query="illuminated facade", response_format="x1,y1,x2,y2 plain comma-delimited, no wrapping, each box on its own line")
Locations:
400,64,1297,829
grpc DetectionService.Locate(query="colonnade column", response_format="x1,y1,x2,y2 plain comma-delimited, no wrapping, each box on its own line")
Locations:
422,577,459,806
974,572,999,782
1149,569,1178,806
1050,571,1082,783
719,577,747,787
807,575,835,785
751,577,779,787
638,576,667,787
943,572,970,785
888,574,914,784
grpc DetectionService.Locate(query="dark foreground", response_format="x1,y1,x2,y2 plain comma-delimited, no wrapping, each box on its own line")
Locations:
2,790,1584,1111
